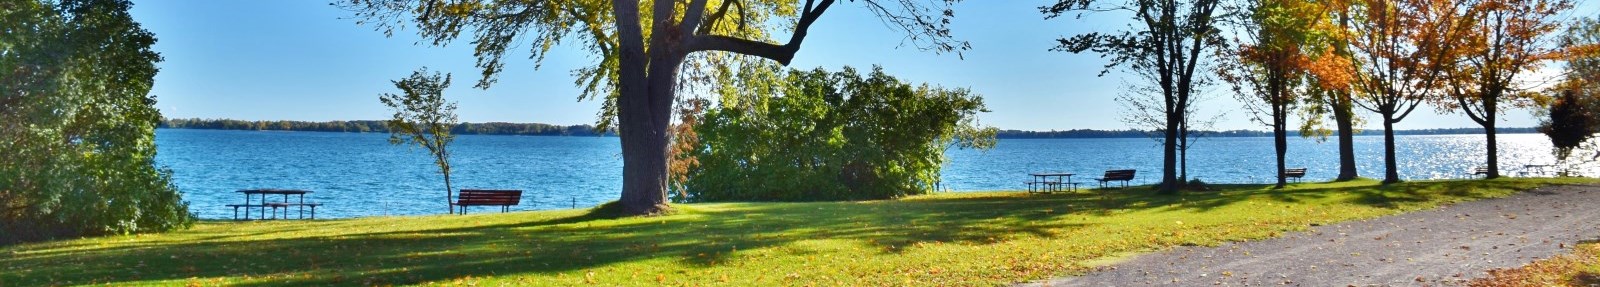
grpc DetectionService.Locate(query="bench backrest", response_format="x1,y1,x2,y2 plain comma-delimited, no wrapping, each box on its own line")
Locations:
1102,169,1136,180
458,189,523,205
1284,168,1307,176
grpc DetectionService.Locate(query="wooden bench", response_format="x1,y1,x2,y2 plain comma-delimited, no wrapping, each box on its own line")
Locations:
1096,169,1136,188
455,189,523,214
1283,168,1307,182
1471,167,1491,178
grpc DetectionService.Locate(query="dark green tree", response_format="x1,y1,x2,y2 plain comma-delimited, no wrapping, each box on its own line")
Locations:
1538,89,1593,160
677,66,995,202
1044,0,1227,194
0,0,193,244
380,68,460,214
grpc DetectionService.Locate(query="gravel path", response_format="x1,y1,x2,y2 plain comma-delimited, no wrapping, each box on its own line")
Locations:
1022,184,1600,287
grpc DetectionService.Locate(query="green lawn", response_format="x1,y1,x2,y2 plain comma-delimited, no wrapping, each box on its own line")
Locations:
3,178,1594,286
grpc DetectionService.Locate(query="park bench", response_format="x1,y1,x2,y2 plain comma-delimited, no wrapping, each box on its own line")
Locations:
1283,168,1307,182
1096,169,1136,188
1471,166,1491,178
455,189,523,214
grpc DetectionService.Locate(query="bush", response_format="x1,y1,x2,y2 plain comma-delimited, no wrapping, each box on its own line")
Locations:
672,66,996,202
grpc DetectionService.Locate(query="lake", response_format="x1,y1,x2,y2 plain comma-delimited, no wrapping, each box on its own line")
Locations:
154,129,1587,219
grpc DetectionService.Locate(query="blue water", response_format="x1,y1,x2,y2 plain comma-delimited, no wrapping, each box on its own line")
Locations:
154,129,1579,219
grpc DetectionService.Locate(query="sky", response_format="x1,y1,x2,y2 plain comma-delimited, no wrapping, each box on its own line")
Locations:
127,1,1600,131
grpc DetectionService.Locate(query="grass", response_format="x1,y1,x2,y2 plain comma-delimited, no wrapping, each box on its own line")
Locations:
1468,242,1600,287
2,177,1595,286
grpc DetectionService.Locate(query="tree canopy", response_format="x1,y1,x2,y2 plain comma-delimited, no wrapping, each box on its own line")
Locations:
1,0,193,244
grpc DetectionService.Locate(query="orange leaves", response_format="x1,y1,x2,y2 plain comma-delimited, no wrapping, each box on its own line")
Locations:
1307,50,1356,92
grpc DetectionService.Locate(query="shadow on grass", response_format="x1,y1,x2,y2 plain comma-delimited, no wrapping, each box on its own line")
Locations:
0,178,1576,286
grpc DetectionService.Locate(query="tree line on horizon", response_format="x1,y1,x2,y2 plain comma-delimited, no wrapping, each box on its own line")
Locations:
158,117,1537,139
158,118,617,137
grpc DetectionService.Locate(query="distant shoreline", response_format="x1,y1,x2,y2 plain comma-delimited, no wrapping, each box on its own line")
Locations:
160,118,1538,139
159,118,617,137
994,127,1540,139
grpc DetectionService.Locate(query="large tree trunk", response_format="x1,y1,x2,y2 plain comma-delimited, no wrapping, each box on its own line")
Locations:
610,0,670,215
615,76,676,215
1332,92,1358,181
1381,113,1400,184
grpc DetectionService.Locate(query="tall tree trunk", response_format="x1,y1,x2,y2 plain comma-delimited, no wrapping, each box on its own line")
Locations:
1272,79,1288,189
611,0,670,215
1382,113,1400,184
1274,112,1287,188
616,41,687,215
1161,112,1181,194
1179,120,1189,182
1332,92,1358,181
1483,99,1499,178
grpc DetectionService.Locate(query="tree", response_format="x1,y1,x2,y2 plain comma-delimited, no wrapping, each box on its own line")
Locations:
380,68,460,214
1115,72,1224,185
1436,0,1572,178
677,66,995,202
1219,0,1320,188
1344,0,1468,183
1044,0,1227,194
1,0,194,244
1538,89,1594,161
341,0,968,215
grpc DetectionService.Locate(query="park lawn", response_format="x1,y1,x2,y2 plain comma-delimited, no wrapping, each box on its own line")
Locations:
2,178,1595,286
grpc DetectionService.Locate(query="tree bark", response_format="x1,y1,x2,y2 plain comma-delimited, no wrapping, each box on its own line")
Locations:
1274,109,1287,188
1382,114,1400,184
611,0,669,215
1483,99,1499,178
443,164,453,214
1332,92,1358,181
1161,112,1181,194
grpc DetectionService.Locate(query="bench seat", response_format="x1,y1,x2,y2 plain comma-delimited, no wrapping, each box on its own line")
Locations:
1096,169,1136,188
1283,168,1307,182
455,189,523,214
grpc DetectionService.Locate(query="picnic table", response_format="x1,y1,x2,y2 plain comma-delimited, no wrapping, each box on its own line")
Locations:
1521,164,1554,177
1027,172,1078,194
227,189,320,220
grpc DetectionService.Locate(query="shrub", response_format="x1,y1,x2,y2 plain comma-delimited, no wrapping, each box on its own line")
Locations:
672,66,996,202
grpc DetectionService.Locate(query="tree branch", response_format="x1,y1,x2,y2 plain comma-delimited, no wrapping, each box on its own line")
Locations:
683,0,834,65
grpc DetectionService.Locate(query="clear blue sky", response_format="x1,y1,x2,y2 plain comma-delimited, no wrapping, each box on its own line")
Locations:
128,1,1597,131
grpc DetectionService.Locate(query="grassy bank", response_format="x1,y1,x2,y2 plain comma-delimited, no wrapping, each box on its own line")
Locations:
1469,242,1600,287
2,178,1593,286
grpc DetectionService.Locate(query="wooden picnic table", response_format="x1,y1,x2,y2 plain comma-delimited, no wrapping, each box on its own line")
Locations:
229,189,320,220
1027,172,1078,194
1522,164,1555,177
